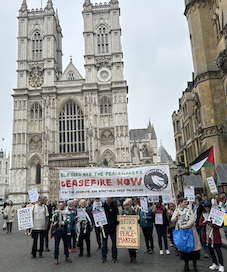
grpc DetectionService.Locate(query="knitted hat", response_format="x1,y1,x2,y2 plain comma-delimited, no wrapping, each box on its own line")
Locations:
67,200,73,206
204,202,211,208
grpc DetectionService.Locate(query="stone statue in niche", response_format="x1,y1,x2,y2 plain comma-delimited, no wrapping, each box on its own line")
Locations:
101,150,115,166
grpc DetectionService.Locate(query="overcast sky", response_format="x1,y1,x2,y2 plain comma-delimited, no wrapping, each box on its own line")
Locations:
0,0,193,160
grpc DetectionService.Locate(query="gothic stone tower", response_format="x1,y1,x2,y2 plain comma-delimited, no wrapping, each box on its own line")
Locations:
9,0,131,205
82,0,131,166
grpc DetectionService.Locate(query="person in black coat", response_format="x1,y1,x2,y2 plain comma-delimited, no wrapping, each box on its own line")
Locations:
101,197,119,263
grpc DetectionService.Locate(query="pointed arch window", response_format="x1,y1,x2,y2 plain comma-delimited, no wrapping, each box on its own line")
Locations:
32,31,43,60
36,163,41,184
31,103,42,120
97,26,109,54
59,101,85,153
143,145,149,157
100,96,112,115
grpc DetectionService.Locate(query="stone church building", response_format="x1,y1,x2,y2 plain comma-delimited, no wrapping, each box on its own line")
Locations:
9,0,167,204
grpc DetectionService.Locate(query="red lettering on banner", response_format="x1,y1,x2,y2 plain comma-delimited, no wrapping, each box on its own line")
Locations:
91,179,96,186
130,178,142,186
61,181,65,187
72,180,77,186
106,179,112,186
117,179,123,185
85,179,90,187
79,180,83,187
124,179,130,185
66,180,71,187
100,179,106,186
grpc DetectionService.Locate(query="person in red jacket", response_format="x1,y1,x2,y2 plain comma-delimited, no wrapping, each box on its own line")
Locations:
199,202,224,272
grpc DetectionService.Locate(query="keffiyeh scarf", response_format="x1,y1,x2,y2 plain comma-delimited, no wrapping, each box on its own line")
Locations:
178,205,192,226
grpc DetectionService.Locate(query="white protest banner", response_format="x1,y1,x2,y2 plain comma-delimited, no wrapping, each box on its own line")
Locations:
59,165,172,199
155,213,163,225
148,196,159,203
17,207,33,231
206,177,218,194
140,197,148,213
93,209,108,227
77,209,86,221
28,189,39,203
184,186,195,202
208,207,225,227
162,195,173,204
59,188,69,202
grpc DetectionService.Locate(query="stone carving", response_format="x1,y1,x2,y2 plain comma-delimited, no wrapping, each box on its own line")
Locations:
101,149,115,166
95,57,112,70
101,130,114,146
29,135,42,152
28,63,44,77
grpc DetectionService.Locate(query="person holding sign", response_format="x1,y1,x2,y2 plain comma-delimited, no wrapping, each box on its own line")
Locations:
76,199,94,257
153,201,170,255
51,202,72,265
101,197,119,263
139,203,154,254
92,198,103,250
172,197,201,272
122,201,137,263
199,202,224,272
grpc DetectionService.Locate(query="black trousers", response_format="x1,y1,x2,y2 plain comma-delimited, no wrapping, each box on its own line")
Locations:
208,244,224,266
69,229,76,249
95,227,101,246
44,229,49,249
129,249,137,258
142,226,154,250
32,230,45,256
6,222,13,233
79,232,91,254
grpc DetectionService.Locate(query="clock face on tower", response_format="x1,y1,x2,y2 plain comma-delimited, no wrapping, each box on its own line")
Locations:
29,74,44,88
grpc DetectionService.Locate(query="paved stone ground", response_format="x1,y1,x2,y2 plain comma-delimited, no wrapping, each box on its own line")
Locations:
0,217,226,272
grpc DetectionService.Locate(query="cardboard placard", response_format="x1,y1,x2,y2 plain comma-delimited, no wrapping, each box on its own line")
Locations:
155,213,163,225
162,195,173,204
184,186,195,202
206,177,218,194
77,209,86,221
208,207,225,227
93,209,108,227
28,189,39,203
117,215,140,249
148,196,159,203
140,197,148,213
17,207,33,231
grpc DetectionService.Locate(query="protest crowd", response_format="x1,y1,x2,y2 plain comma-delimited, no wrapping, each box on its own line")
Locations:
1,191,227,272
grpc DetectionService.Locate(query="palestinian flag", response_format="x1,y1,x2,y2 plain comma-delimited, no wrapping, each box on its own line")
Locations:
189,146,215,173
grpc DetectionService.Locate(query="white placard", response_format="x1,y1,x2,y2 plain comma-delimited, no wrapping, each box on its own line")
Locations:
148,196,159,203
28,189,39,203
184,186,195,202
140,197,148,213
162,195,173,204
208,207,225,227
93,209,108,227
155,213,163,225
206,177,218,194
17,207,33,231
77,209,86,221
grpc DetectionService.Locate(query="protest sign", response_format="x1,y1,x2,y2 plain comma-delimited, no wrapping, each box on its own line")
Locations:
148,196,159,203
208,207,225,227
77,209,86,221
155,213,163,225
17,207,33,231
162,195,173,204
140,197,148,213
93,209,108,227
59,165,172,199
28,189,39,203
117,215,140,249
184,186,195,202
59,188,69,202
206,177,218,194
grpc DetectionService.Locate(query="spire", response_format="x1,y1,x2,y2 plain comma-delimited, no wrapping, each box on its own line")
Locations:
20,0,28,11
147,120,157,140
56,8,60,23
147,119,152,133
110,0,119,6
83,0,92,9
46,0,53,9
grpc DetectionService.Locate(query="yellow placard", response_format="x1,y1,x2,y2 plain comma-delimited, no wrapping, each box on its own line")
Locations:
117,215,140,249
224,214,227,226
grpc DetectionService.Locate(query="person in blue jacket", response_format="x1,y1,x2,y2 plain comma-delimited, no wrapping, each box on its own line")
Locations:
66,200,77,253
139,204,154,254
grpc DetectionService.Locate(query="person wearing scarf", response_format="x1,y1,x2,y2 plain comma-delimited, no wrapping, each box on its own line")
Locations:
122,201,137,263
172,197,201,272
76,199,94,257
92,198,103,250
66,200,77,253
153,201,170,255
199,202,224,272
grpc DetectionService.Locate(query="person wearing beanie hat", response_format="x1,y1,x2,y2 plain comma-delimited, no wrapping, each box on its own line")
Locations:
66,200,77,253
199,203,224,272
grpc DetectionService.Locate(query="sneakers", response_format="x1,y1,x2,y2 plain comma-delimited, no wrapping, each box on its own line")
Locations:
79,253,83,257
219,265,224,272
170,243,174,247
144,249,150,253
149,249,154,254
204,253,210,258
166,250,170,255
101,259,106,263
65,258,72,263
160,250,164,255
69,249,73,253
112,258,117,263
209,264,219,270
39,254,43,258
54,259,59,265
46,248,50,252
72,248,76,252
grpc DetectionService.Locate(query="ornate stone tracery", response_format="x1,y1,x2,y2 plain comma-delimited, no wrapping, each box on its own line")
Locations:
29,135,42,152
95,57,112,70
101,129,114,146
